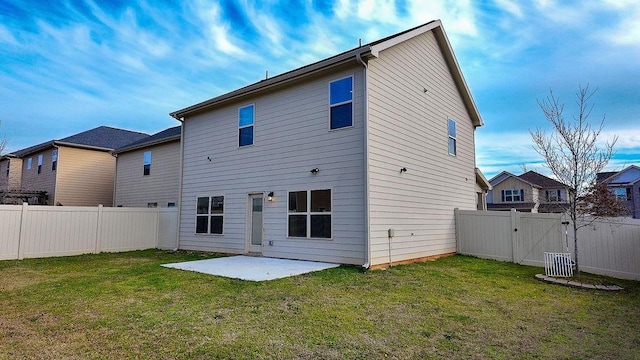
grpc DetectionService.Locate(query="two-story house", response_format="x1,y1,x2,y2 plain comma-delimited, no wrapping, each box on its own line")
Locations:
170,20,484,268
487,170,570,213
1,126,149,206
597,165,640,218
112,126,181,208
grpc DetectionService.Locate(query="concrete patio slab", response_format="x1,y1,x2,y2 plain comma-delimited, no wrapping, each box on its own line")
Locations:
162,256,340,281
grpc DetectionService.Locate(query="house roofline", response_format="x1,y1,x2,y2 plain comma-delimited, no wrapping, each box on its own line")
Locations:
489,171,539,189
170,20,483,127
475,168,492,190
601,165,640,184
112,134,181,155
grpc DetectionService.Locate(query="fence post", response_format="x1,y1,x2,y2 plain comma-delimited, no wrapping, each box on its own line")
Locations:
95,204,103,254
510,209,518,263
17,202,29,260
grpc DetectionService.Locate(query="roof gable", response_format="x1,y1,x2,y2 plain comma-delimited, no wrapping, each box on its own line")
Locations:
171,20,482,127
489,171,532,188
603,165,640,184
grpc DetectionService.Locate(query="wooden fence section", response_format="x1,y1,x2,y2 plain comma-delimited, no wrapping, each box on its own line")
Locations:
0,204,178,260
455,209,640,280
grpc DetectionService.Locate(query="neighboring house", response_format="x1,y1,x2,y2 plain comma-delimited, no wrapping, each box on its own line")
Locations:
0,154,22,191
487,171,569,213
475,168,491,210
1,126,149,206
170,20,484,267
113,126,181,208
597,165,640,218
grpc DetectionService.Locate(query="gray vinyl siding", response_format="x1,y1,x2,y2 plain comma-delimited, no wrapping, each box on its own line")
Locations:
366,30,477,266
179,66,366,265
114,141,180,207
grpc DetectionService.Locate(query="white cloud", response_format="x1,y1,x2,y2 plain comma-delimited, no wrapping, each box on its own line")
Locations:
494,0,523,18
194,1,246,57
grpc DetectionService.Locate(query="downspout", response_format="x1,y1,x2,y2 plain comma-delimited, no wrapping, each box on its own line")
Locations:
52,144,59,206
174,117,185,251
356,52,371,269
111,152,117,207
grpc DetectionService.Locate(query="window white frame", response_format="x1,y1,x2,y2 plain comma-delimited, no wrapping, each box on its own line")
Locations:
287,189,332,239
329,75,354,130
195,195,224,235
546,189,562,202
37,154,43,174
238,104,255,147
143,151,151,176
51,149,58,171
502,189,523,202
448,118,457,156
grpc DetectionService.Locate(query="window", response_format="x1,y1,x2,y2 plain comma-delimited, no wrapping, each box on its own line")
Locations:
147,202,158,208
37,154,43,174
613,187,632,201
167,202,176,208
546,189,562,202
51,149,58,171
27,157,32,170
448,118,457,156
288,189,331,239
143,151,151,176
5,160,9,177
238,104,254,147
502,189,524,202
196,196,224,234
330,76,353,130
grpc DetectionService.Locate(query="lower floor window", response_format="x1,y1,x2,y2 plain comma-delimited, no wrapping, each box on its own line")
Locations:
196,196,224,234
288,189,331,239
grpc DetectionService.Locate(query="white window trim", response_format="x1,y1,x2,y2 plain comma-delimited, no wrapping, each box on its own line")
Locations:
328,75,354,131
287,189,333,240
238,103,255,148
195,195,225,235
448,118,457,156
503,189,523,202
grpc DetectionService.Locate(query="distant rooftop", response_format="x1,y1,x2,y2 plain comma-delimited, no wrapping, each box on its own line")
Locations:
113,126,181,154
12,126,150,157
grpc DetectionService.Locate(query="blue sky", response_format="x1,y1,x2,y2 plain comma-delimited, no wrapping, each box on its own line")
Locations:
1,0,639,178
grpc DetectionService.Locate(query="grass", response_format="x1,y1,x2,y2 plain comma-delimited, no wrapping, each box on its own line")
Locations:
1,250,639,359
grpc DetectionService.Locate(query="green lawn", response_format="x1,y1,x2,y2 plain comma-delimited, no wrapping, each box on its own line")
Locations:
1,250,638,359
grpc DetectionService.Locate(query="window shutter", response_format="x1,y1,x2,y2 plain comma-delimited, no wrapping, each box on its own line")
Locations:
501,190,505,202
557,190,561,201
520,189,524,201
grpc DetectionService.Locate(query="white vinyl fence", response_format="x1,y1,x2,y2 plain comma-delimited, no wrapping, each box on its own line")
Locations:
455,209,640,280
0,204,178,260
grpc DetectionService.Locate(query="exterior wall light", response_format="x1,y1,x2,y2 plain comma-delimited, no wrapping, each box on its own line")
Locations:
310,168,320,174
267,192,274,201
400,167,407,173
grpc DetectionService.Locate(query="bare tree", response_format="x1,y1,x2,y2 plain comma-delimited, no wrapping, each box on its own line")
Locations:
530,84,618,275
0,121,7,155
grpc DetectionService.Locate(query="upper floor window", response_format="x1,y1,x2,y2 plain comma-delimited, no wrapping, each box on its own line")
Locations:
27,157,32,170
288,189,332,239
5,160,9,177
196,196,224,234
239,104,254,147
330,76,353,130
613,187,632,201
37,154,43,174
546,189,562,202
143,151,152,176
52,149,58,171
448,118,457,156
502,189,523,202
